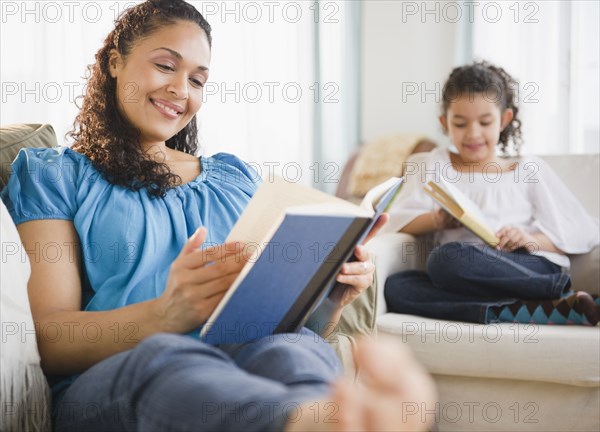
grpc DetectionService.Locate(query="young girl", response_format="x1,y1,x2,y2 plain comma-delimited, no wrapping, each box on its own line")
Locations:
384,61,600,326
1,1,436,430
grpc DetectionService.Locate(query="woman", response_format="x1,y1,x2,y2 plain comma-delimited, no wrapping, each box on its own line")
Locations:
2,1,435,430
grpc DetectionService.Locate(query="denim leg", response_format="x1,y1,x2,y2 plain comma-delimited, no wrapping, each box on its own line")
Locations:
221,327,342,387
54,333,339,432
427,243,570,299
384,242,571,324
385,270,493,322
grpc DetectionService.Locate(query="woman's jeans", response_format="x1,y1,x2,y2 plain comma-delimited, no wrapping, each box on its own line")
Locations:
53,328,341,432
384,242,571,323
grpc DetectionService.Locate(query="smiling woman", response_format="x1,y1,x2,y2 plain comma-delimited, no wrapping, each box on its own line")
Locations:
1,1,436,431
69,1,213,197
108,28,209,145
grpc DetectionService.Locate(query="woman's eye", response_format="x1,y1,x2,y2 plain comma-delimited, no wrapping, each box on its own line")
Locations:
156,64,175,72
453,124,466,128
190,78,204,88
480,122,492,126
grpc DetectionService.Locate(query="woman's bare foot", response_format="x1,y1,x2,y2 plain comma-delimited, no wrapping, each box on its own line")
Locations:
286,337,437,431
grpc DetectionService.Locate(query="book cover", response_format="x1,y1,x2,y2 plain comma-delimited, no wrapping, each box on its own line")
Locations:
199,177,403,345
423,179,499,247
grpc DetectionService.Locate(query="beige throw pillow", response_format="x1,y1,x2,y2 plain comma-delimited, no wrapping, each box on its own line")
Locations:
348,134,427,198
0,124,58,189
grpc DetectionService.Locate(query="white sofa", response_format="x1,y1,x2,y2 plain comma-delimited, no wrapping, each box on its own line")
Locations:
2,124,598,431
367,153,600,432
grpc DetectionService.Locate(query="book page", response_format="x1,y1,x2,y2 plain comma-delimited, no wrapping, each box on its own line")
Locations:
424,183,464,219
430,178,499,246
360,177,402,212
437,179,490,227
227,176,366,245
286,202,371,217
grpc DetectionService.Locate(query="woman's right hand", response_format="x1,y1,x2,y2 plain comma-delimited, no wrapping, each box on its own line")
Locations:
432,208,462,230
153,228,248,334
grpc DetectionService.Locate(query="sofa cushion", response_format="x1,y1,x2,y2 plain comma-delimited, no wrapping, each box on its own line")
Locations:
0,200,51,431
571,245,600,296
0,124,57,189
330,269,379,378
377,313,600,387
1,124,56,431
540,154,599,218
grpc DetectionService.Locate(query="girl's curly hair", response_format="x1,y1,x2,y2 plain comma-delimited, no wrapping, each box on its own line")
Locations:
69,0,212,198
441,60,523,155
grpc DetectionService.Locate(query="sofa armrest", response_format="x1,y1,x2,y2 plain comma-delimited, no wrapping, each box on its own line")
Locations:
367,232,428,316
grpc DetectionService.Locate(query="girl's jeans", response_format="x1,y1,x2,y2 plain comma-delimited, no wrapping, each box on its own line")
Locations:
53,328,341,432
384,242,571,323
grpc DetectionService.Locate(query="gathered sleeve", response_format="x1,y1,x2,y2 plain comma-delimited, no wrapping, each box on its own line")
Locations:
382,152,437,234
1,147,87,225
528,157,599,254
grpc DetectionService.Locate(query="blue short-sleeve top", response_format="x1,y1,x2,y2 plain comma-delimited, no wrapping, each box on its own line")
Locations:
1,147,260,312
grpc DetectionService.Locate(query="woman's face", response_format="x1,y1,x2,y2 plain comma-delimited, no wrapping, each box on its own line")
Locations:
440,92,513,165
109,20,210,149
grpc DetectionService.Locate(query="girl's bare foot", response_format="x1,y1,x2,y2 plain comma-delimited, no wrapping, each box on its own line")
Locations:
287,337,437,431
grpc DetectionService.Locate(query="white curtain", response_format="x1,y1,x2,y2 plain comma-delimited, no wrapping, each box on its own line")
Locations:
200,0,360,191
0,1,360,190
472,0,599,155
0,1,114,144
196,1,315,180
312,0,361,193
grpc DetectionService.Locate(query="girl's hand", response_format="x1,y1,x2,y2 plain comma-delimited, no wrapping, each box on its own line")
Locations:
328,245,375,308
153,228,248,334
496,226,536,252
432,208,462,230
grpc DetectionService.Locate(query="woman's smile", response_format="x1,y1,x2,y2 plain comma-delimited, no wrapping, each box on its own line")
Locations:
150,97,185,119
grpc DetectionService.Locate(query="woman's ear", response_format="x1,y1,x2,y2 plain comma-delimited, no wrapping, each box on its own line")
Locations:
108,49,121,79
501,108,514,130
439,115,448,133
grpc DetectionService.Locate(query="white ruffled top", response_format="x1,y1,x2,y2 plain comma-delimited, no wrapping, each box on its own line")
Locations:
386,147,600,268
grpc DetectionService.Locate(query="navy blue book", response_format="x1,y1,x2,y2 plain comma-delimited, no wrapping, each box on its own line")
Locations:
200,177,404,345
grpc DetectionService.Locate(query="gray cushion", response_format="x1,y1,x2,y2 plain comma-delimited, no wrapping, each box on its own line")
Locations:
571,246,600,296
0,124,57,189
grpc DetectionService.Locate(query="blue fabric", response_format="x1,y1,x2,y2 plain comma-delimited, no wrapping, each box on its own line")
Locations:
2,147,259,311
53,331,341,432
384,242,571,324
1,146,261,399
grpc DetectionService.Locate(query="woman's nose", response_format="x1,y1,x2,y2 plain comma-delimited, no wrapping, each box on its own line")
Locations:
167,74,189,100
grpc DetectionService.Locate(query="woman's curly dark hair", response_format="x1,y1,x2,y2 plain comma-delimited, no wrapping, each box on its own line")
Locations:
441,60,523,155
69,0,212,198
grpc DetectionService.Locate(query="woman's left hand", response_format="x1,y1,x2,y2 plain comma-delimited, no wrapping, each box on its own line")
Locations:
329,245,376,308
328,213,389,308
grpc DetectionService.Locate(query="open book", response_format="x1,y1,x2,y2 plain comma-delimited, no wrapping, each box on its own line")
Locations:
423,178,499,247
199,176,404,345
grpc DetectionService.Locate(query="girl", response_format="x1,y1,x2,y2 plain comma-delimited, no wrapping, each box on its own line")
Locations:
1,1,435,431
384,61,600,326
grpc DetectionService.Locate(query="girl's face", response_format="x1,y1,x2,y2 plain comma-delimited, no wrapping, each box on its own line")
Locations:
440,93,513,165
109,20,210,150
